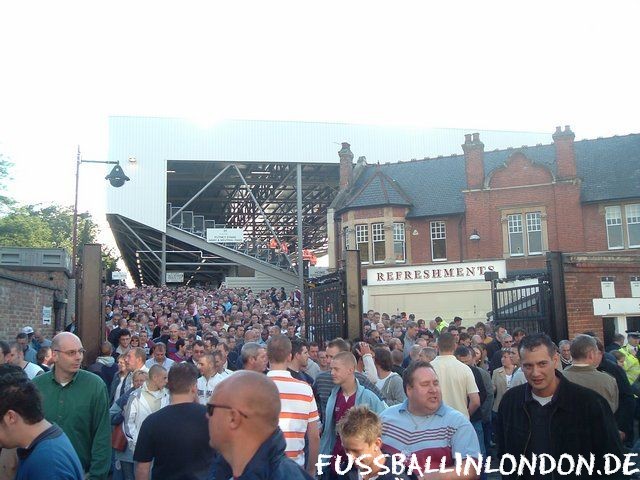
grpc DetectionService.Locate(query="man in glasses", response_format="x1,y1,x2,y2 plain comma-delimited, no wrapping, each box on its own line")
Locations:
32,332,111,480
208,371,313,479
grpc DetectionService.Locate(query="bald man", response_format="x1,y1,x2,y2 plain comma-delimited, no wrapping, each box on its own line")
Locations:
32,332,111,480
208,371,313,479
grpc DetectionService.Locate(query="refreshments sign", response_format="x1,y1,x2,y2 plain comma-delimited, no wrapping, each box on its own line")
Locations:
367,260,507,286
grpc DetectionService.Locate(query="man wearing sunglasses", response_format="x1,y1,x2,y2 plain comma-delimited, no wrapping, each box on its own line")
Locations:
208,371,313,479
32,332,111,480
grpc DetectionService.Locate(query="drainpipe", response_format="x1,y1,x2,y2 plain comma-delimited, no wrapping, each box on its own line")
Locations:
458,216,465,261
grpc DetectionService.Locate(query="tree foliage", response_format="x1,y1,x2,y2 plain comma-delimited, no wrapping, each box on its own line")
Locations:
0,154,15,211
0,156,119,273
0,213,52,248
0,203,119,273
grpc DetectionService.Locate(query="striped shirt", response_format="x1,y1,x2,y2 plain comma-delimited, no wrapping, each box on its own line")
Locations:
267,370,319,466
380,400,479,467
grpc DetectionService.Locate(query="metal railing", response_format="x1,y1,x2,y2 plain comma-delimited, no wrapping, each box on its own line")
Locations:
166,203,296,272
492,279,552,334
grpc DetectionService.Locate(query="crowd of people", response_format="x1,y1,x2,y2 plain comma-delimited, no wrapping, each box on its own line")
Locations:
0,283,638,479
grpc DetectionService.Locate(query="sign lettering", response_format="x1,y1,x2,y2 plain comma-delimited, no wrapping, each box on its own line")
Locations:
367,260,506,286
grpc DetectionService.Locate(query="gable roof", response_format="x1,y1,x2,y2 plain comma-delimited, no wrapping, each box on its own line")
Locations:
336,133,640,217
342,169,412,210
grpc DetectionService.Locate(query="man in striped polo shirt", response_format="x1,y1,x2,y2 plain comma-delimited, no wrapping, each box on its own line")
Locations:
380,360,480,478
266,335,320,476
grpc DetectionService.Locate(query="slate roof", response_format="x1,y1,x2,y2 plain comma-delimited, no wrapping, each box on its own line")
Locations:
346,169,412,209
337,133,640,217
575,135,640,203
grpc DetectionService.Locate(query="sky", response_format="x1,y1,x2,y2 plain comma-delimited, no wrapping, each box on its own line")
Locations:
1,0,639,254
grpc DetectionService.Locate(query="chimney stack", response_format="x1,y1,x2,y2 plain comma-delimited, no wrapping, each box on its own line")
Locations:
552,125,576,179
462,132,485,189
338,142,354,189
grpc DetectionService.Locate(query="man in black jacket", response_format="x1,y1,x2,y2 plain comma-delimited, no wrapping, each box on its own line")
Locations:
496,333,626,479
594,336,636,447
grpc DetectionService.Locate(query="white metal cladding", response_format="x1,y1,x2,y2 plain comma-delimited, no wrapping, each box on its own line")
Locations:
106,116,550,232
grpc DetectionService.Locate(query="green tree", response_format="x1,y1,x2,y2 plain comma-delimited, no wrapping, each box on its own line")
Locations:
22,204,98,254
0,212,53,248
0,204,119,272
0,154,15,211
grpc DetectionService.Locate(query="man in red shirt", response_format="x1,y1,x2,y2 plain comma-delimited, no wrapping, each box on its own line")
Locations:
319,352,387,479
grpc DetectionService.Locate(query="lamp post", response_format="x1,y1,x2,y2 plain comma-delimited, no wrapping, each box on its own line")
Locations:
71,146,130,278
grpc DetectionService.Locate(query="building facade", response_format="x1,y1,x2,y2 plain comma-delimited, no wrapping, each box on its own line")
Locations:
329,127,640,341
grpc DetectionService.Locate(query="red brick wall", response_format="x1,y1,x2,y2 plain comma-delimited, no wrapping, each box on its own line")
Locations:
555,136,577,179
552,182,586,252
488,154,553,188
392,207,406,216
583,203,611,252
562,254,640,340
0,268,68,341
409,216,464,264
353,207,384,220
463,152,585,262
464,142,484,189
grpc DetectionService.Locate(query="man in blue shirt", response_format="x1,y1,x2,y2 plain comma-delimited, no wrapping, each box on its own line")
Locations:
0,364,83,480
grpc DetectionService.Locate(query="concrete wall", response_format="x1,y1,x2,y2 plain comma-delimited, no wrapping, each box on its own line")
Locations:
367,280,493,325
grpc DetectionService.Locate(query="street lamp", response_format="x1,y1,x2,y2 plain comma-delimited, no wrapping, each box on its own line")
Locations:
71,146,130,278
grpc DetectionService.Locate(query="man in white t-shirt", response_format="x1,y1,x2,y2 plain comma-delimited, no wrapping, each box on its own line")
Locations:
9,342,43,379
430,332,480,419
196,352,229,405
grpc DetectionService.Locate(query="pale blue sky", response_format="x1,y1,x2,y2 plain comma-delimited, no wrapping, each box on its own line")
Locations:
1,0,638,249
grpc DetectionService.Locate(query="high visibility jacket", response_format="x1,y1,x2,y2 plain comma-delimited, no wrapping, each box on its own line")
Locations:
435,321,449,333
620,344,640,384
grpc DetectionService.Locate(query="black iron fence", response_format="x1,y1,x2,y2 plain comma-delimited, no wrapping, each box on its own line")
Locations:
492,277,552,335
304,271,346,346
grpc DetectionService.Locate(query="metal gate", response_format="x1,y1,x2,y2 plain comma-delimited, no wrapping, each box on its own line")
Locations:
492,275,553,335
304,270,347,345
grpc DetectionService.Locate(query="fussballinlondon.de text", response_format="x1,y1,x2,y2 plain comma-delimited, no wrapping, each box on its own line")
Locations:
315,452,640,478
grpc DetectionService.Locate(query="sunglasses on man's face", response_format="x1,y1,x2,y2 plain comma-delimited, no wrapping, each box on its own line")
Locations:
206,403,248,418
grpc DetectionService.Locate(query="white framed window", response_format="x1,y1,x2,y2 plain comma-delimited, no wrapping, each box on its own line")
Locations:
626,204,640,248
508,214,524,256
430,221,447,261
526,212,543,255
343,226,350,251
393,222,405,263
355,224,369,264
372,223,386,263
502,207,548,257
606,206,624,250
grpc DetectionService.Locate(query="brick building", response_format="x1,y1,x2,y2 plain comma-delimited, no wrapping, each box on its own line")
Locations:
0,248,72,341
328,127,640,342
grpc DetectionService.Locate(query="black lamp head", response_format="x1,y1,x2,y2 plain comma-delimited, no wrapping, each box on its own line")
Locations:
105,164,130,188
